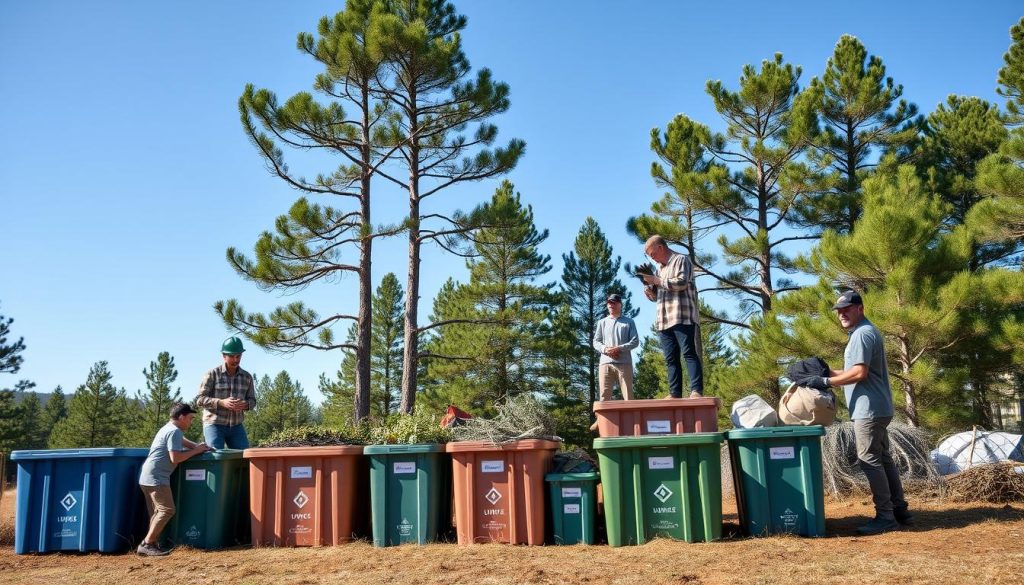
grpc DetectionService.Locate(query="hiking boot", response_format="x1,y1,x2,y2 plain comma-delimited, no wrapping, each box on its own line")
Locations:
894,507,914,526
136,542,170,557
856,516,900,536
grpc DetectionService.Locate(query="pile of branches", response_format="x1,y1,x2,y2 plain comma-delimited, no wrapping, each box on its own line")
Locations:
451,394,559,445
551,447,598,474
945,462,1024,503
365,407,453,445
821,421,941,498
258,425,365,448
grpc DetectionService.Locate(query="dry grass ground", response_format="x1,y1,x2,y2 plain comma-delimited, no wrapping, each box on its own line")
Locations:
1,487,1022,584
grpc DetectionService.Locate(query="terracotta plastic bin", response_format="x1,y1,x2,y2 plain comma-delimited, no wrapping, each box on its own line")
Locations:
594,397,720,437
446,439,559,545
243,445,364,547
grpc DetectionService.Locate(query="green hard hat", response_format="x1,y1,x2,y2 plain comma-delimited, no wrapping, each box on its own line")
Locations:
221,336,245,355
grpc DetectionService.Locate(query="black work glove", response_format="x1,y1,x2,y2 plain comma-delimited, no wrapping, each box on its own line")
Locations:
798,376,830,391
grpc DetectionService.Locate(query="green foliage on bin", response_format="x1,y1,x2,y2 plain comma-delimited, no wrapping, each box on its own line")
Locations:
365,407,452,445
258,424,366,447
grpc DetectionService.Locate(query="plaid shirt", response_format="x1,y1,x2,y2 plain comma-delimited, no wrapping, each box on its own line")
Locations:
195,364,256,426
651,252,700,330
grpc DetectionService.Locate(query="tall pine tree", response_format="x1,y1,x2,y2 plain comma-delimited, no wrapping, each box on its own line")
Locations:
49,362,131,448
248,372,315,444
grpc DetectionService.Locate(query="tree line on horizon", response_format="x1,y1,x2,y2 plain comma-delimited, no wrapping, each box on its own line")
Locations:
3,3,1024,457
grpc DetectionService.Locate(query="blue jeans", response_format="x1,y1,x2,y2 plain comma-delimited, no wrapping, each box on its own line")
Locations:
203,423,250,450
658,322,704,398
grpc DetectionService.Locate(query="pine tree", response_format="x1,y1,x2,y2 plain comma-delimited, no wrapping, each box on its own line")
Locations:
0,304,34,453
41,386,67,443
541,302,589,448
49,362,131,448
418,279,490,412
997,17,1024,126
370,273,404,415
632,334,668,400
559,218,637,416
247,372,314,444
126,352,184,446
217,1,398,422
373,0,525,413
793,35,920,234
18,391,45,449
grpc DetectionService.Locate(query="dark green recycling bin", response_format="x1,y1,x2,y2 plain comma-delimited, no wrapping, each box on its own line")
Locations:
545,472,598,545
595,433,723,546
364,443,448,547
166,449,250,549
725,426,826,537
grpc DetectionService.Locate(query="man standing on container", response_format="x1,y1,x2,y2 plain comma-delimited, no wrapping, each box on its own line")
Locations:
639,235,703,398
592,293,639,401
797,290,912,535
137,402,211,556
195,336,256,449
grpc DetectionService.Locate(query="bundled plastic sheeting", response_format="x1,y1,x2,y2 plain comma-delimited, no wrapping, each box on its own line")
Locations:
930,431,1024,475
730,395,779,429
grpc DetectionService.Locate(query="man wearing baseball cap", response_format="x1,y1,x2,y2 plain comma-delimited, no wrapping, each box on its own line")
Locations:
799,290,911,535
137,402,212,556
592,293,640,403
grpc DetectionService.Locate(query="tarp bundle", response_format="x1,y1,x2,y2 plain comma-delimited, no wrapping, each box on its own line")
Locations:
930,430,1024,475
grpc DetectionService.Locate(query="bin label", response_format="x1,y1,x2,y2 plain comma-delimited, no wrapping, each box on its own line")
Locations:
563,503,580,514
648,456,674,470
398,518,413,537
647,420,671,433
653,483,674,503
769,446,795,460
393,461,416,474
485,487,503,504
561,487,582,498
481,460,505,473
185,469,205,481
780,508,800,530
291,466,313,479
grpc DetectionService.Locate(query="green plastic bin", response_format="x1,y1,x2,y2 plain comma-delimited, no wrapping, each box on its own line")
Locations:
364,443,448,547
545,472,598,545
725,426,826,537
166,449,250,549
594,433,723,546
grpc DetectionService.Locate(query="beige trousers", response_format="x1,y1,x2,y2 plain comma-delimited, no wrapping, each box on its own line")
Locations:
598,362,634,401
140,484,176,543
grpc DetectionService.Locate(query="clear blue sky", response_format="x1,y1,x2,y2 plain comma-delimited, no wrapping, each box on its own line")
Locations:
1,1,1020,405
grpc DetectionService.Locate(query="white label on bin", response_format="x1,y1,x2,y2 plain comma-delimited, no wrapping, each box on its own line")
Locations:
393,461,416,474
185,469,205,481
769,447,795,460
481,460,504,473
647,420,671,433
648,456,674,470
563,503,580,514
561,487,582,498
291,466,313,479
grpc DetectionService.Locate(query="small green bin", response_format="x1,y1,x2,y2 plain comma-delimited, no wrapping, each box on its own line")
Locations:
725,425,826,537
545,472,598,545
167,449,250,549
594,433,723,546
364,443,448,547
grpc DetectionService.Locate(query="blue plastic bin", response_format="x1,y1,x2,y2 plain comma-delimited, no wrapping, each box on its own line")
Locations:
11,448,150,554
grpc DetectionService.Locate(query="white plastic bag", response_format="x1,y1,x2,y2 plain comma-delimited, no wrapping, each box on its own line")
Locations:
730,394,779,429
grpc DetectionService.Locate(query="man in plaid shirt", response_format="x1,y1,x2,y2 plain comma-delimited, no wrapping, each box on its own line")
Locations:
640,235,704,398
195,336,257,449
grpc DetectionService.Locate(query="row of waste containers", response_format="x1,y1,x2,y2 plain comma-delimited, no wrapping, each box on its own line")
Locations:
10,425,826,554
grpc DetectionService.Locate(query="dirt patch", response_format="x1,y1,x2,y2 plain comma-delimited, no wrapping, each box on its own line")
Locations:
1,488,1022,584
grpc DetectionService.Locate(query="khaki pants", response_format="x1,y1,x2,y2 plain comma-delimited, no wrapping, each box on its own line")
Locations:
140,484,176,542
598,362,634,401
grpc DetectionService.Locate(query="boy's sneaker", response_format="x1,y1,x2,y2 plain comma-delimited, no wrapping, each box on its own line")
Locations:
856,516,900,536
136,542,170,557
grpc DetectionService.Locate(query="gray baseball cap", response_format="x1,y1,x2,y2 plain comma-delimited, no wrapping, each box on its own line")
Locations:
832,290,863,309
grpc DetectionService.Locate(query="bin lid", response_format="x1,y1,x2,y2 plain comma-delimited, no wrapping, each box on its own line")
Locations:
725,425,826,440
190,448,246,461
10,448,150,460
593,433,724,450
243,445,364,458
445,438,561,453
545,472,599,482
363,443,445,455
593,397,720,413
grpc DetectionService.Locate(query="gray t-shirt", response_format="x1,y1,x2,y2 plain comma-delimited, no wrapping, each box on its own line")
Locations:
843,318,894,420
139,421,184,486
592,315,640,365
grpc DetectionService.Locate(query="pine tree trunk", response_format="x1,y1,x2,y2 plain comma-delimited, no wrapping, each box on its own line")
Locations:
354,88,373,423
898,337,919,426
400,136,421,415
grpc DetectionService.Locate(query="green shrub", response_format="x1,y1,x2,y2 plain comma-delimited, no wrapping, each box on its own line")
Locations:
365,407,452,445
257,424,366,447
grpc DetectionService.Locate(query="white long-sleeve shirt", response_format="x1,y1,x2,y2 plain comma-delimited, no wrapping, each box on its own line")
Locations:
592,315,639,365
